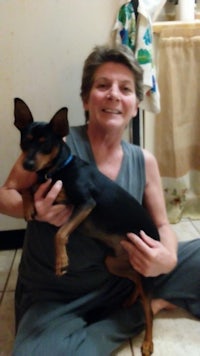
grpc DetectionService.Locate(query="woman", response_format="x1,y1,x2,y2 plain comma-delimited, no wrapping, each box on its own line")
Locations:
0,45,199,355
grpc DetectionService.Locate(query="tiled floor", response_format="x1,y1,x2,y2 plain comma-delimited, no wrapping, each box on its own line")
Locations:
0,218,200,356
0,249,22,356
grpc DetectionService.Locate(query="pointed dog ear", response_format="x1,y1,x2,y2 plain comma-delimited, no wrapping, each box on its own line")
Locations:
49,107,69,137
14,98,34,131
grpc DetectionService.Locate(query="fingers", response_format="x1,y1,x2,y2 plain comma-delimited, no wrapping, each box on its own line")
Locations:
39,204,73,227
34,180,62,202
34,180,73,227
120,231,159,276
127,231,158,250
34,180,63,214
120,232,150,255
121,231,175,277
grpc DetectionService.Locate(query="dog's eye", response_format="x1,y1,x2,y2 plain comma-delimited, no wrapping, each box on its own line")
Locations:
40,140,53,154
38,137,52,153
27,134,33,140
39,137,46,143
21,136,33,150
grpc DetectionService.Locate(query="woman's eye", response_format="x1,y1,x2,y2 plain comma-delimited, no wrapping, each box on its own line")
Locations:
123,87,134,95
97,83,107,89
123,86,132,93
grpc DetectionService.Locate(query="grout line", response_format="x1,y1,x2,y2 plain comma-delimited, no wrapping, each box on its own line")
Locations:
0,292,3,305
0,249,17,305
190,219,200,234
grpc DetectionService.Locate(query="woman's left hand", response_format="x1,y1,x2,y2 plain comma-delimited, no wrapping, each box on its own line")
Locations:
120,230,177,277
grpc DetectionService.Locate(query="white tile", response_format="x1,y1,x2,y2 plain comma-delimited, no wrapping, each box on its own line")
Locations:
191,220,200,234
171,220,200,242
133,309,200,356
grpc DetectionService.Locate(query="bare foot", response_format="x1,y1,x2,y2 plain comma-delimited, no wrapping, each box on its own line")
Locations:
151,298,177,315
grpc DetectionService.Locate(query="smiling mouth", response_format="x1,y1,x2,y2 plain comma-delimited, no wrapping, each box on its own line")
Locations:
102,108,122,114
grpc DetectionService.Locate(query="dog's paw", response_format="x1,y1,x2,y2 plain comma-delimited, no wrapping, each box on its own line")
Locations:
141,341,153,356
55,264,68,276
55,255,69,276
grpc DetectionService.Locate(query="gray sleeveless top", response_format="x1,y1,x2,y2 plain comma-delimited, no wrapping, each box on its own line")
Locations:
67,125,145,204
15,125,146,323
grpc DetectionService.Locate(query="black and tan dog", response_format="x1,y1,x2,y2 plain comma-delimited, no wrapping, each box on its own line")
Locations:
14,98,160,356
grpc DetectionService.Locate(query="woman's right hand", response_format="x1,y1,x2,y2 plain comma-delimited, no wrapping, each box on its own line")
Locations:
34,179,73,227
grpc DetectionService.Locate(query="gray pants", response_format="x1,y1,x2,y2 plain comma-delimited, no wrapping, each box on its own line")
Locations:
13,239,200,356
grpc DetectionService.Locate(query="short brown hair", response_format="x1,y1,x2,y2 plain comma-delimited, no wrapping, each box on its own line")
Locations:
80,44,144,104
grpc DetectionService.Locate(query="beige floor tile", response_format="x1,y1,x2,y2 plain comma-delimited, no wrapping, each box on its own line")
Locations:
6,250,22,291
0,291,15,355
171,219,200,242
0,250,21,355
0,251,15,292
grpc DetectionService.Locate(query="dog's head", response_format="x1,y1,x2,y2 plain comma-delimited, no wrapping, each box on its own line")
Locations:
14,98,69,172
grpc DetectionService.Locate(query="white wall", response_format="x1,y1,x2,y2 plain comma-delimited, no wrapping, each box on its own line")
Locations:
0,0,125,230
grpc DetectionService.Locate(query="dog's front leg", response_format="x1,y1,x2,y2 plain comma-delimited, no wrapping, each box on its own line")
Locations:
22,189,36,221
55,199,96,276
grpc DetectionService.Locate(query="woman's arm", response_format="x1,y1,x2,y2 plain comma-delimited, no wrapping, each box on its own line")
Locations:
121,149,178,277
0,153,36,217
0,153,72,226
143,149,177,255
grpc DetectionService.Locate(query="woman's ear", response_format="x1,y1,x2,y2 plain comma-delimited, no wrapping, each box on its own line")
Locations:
132,99,139,118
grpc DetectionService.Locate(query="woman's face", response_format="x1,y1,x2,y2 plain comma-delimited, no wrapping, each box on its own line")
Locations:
83,62,139,132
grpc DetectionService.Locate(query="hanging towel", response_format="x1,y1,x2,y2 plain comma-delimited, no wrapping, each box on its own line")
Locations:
155,26,200,222
114,1,137,52
113,0,165,113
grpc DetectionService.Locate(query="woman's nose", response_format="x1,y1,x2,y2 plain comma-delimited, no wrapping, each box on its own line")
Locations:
107,85,120,100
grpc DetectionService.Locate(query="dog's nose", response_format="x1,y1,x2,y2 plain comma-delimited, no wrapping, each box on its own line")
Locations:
23,160,36,171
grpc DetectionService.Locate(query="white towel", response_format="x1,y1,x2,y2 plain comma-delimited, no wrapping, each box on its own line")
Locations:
113,0,165,113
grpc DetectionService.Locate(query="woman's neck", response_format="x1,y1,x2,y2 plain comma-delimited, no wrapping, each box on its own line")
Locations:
87,121,122,148
86,123,124,180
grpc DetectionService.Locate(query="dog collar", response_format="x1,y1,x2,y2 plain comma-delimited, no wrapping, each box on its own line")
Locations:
39,154,74,181
62,154,73,168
